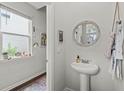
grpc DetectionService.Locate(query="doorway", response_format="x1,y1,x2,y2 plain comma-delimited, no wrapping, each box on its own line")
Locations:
11,4,55,91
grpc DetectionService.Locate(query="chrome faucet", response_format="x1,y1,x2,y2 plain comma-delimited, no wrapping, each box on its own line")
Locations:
81,58,89,63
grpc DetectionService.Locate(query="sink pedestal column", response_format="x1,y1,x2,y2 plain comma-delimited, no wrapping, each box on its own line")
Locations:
80,74,89,91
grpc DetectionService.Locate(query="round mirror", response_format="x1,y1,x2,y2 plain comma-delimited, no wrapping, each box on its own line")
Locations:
73,21,100,46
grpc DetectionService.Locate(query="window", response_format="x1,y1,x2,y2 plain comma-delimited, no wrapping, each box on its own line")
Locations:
0,5,32,59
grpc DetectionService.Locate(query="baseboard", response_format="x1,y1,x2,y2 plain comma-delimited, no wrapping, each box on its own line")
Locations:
1,71,46,91
64,87,75,91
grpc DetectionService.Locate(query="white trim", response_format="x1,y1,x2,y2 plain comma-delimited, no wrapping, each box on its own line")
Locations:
29,20,33,55
1,32,30,37
0,9,2,59
0,32,2,59
64,87,75,91
46,4,55,91
1,71,46,91
0,3,32,20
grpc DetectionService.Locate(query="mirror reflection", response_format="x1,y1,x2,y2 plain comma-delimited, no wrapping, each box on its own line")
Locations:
74,21,100,46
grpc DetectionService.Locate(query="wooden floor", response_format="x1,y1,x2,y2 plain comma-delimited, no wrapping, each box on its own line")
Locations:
18,75,46,91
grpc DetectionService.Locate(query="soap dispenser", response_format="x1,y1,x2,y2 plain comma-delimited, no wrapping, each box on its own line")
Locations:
76,55,80,63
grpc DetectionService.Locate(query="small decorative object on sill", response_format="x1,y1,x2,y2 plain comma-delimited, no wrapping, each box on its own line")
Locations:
41,33,46,46
2,52,8,59
33,42,39,48
8,57,12,60
22,52,25,57
22,51,28,57
15,52,22,57
59,30,63,43
29,53,31,56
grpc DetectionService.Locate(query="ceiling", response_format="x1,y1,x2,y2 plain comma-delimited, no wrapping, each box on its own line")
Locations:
28,2,51,9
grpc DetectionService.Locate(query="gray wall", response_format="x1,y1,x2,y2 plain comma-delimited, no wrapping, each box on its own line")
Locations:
53,2,124,91
0,2,46,90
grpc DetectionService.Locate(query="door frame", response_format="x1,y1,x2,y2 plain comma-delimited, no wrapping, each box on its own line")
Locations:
46,4,55,91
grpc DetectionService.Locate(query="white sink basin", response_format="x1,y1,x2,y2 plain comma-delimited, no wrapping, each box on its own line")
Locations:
71,62,99,75
71,62,99,91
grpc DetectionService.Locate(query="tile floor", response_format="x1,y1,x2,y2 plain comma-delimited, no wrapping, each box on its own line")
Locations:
19,75,46,91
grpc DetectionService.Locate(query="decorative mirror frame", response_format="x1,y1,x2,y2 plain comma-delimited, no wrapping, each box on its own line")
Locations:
73,20,101,47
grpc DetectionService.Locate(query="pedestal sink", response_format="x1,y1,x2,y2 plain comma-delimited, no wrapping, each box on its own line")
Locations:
71,62,99,91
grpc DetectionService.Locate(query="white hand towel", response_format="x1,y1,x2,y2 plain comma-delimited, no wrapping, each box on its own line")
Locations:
109,20,123,80
115,22,123,60
114,21,123,80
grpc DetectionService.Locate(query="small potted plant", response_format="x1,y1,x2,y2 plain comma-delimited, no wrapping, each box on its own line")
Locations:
6,43,17,58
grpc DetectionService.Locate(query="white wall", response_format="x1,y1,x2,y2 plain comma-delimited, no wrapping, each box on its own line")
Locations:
53,2,124,91
0,2,46,90
54,3,66,91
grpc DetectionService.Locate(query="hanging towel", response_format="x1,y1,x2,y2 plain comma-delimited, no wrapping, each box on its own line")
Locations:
109,37,116,77
115,21,123,80
105,32,115,59
115,21,123,59
109,20,123,80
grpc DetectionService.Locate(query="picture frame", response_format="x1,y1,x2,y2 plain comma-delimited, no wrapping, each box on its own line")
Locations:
41,33,46,46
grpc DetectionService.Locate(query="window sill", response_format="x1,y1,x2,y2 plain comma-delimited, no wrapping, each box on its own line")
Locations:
0,56,34,63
